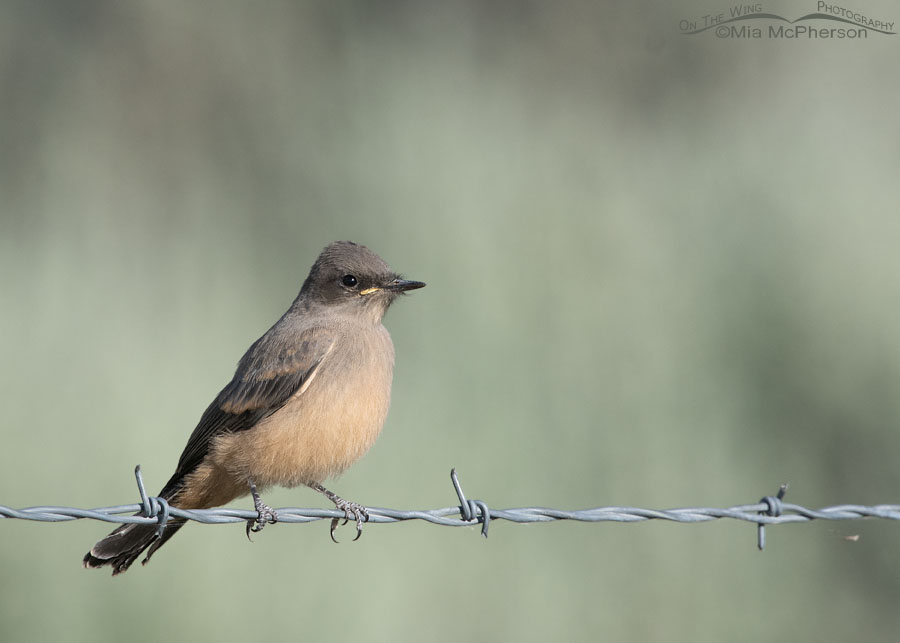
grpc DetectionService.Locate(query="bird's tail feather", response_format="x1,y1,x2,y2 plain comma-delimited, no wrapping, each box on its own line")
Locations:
83,517,186,575
83,473,188,575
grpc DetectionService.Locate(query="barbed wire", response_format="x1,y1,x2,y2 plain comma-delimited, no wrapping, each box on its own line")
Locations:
2,466,899,550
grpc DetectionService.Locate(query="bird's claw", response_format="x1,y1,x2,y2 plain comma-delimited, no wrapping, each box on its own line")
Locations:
329,500,368,543
306,481,368,543
245,504,278,540
246,481,278,541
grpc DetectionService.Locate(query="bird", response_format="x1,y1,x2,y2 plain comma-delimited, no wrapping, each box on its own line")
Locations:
83,241,425,575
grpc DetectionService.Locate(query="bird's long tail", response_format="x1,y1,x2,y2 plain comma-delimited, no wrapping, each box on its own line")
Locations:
82,517,186,575
83,476,186,575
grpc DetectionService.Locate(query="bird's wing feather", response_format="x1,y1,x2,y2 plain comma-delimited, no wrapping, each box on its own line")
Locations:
172,325,336,478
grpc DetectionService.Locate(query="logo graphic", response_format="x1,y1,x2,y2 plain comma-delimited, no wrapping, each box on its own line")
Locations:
680,2,895,38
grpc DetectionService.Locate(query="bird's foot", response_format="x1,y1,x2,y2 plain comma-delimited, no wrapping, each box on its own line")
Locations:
329,497,369,544
246,479,278,540
307,482,369,543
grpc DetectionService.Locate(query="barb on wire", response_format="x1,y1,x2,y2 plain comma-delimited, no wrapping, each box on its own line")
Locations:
451,467,490,537
757,483,789,550
2,467,900,550
133,465,170,537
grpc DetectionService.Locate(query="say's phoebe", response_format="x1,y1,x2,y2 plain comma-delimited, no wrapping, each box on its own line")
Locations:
83,241,424,575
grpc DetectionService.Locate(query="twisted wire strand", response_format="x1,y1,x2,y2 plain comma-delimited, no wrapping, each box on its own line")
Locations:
4,502,900,525
2,467,899,550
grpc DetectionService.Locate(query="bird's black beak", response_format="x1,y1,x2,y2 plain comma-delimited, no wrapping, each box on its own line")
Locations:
385,278,426,292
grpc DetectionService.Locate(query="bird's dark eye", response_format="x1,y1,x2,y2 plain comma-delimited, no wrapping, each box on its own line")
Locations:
341,274,358,288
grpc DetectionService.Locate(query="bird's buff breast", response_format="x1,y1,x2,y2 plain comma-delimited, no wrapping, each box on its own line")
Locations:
208,326,395,489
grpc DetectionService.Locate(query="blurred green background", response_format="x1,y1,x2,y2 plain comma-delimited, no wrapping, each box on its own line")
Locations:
2,2,899,641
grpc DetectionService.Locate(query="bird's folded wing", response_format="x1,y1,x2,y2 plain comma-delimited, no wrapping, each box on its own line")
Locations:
173,326,336,477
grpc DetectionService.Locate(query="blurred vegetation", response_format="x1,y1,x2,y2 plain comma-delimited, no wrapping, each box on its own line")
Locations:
2,2,899,641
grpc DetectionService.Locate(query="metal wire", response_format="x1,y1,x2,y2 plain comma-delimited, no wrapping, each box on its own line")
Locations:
2,466,898,550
